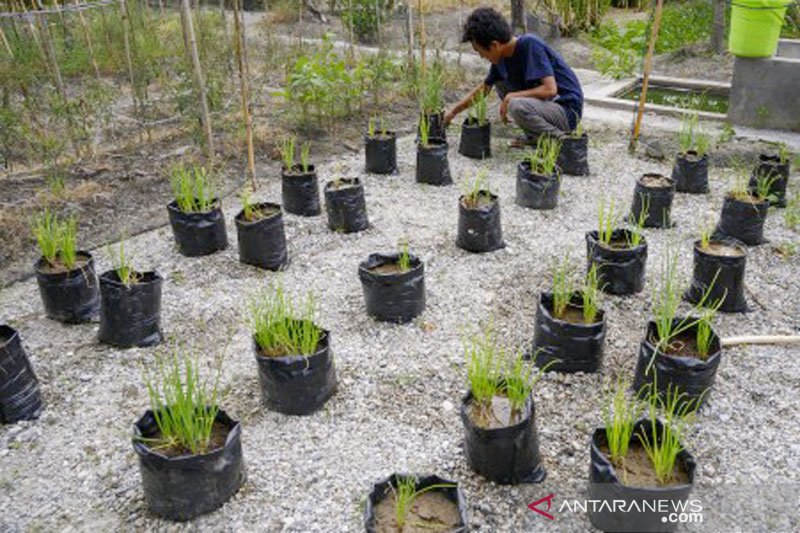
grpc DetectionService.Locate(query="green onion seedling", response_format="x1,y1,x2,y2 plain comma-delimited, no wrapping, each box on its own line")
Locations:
397,239,411,272
597,197,619,246
300,142,311,173
626,193,649,248
551,255,575,320
281,137,296,171
249,283,321,357
108,240,140,287
603,378,643,471
391,475,456,530
525,135,561,176
33,209,60,267
171,164,216,213
582,263,602,324
419,113,430,148
462,168,490,209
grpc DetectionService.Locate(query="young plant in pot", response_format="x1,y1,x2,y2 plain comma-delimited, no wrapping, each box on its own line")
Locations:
249,284,337,415
133,351,244,521
671,113,711,194
364,473,467,532
235,188,289,271
532,259,606,373
456,168,504,253
586,198,648,296
557,120,589,176
98,241,163,348
713,169,771,246
685,223,749,313
458,88,491,159
359,240,426,324
516,135,562,210
461,327,549,484
325,175,370,233
415,114,452,186
633,252,723,412
748,142,792,207
629,173,675,228
281,139,321,216
167,164,228,257
33,209,99,323
588,380,698,532
365,116,398,175
0,325,43,423
418,64,447,140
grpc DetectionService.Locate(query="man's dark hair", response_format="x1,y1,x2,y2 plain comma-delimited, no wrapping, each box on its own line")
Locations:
461,7,512,48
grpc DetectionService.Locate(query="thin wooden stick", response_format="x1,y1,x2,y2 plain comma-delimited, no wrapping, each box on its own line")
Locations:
73,0,101,80
418,0,426,74
180,0,215,159
0,25,13,57
232,0,255,189
119,0,139,117
405,0,413,66
721,335,800,348
36,11,66,99
628,0,664,152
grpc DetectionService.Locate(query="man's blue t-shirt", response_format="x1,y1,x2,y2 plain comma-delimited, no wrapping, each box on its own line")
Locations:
484,34,583,130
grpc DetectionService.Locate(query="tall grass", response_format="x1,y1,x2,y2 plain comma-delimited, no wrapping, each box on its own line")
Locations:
171,164,216,213
33,209,79,269
249,284,321,357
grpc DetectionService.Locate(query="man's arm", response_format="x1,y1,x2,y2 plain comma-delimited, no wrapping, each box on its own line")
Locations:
443,83,493,127
499,76,558,122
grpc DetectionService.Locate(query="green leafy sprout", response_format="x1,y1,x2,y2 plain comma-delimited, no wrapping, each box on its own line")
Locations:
626,193,649,247
785,192,800,231
463,168,490,209
171,164,216,213
753,170,779,203
677,113,710,157
397,239,411,272
696,295,724,359
420,65,444,116
108,240,140,287
525,135,562,176
597,197,619,246
468,88,488,126
582,264,602,324
249,283,321,358
392,476,456,531
551,255,575,320
300,142,311,173
33,209,79,269
419,113,430,148
603,379,643,470
281,137,296,171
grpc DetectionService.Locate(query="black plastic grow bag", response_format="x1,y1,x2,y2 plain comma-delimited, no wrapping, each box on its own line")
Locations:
416,138,452,186
456,193,504,253
0,325,43,423
35,251,100,323
253,327,337,416
713,195,769,246
167,200,228,257
629,174,675,228
364,473,468,533
516,161,561,210
557,133,589,176
460,391,546,484
458,118,491,159
365,132,398,174
585,230,648,296
235,203,289,271
671,151,708,193
632,320,721,411
282,165,321,216
98,270,163,348
532,292,606,373
132,408,245,521
358,253,426,324
588,420,696,533
684,239,748,313
748,154,790,208
324,179,369,233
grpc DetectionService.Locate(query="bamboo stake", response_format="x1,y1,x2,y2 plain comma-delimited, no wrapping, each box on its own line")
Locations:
417,0,426,74
405,0,413,66
721,336,800,348
180,0,215,159
36,11,66,99
73,0,101,80
13,0,45,60
232,0,255,190
119,0,139,117
629,0,663,152
0,25,13,57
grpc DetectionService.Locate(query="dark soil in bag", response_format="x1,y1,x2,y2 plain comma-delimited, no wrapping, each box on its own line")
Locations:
132,408,245,521
748,154,790,207
456,192,504,253
359,253,426,324
684,239,748,313
458,118,491,159
35,251,100,323
0,325,43,423
557,133,589,176
98,270,163,348
671,151,708,193
585,230,647,296
629,173,675,228
235,203,288,271
167,200,228,256
365,132,398,174
416,138,452,186
713,194,769,246
516,161,560,210
282,165,321,216
325,178,369,233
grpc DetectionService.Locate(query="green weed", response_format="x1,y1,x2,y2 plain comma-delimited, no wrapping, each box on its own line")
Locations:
33,209,60,267
420,65,444,116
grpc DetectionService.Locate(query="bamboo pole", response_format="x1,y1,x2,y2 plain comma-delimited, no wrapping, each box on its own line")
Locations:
721,336,800,348
232,0,255,190
180,0,215,159
405,0,413,66
628,0,664,153
0,25,13,57
119,0,139,117
73,0,101,80
417,0,426,74
36,11,66,100
13,0,45,60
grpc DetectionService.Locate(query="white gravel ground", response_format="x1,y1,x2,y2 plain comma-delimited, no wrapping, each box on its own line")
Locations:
1,120,799,532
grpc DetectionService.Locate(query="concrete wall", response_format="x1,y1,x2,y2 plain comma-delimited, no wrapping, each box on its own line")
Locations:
728,40,800,132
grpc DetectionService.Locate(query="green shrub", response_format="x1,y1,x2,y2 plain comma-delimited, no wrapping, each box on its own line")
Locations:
341,0,395,43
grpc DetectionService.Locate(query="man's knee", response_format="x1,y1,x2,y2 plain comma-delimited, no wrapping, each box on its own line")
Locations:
508,98,533,122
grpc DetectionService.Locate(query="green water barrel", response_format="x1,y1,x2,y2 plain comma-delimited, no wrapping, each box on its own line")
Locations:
729,0,790,58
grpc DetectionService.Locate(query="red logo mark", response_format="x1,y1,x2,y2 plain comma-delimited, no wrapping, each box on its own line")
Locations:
528,493,556,520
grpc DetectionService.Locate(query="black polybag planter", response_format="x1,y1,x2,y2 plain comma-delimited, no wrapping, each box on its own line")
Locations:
632,320,721,411
364,132,398,174
531,292,606,373
98,271,163,348
364,473,468,533
585,230,648,296
132,408,245,521
35,251,100,323
358,253,426,324
588,420,696,533
458,118,491,159
419,110,447,140
0,325,43,423
460,392,546,484
253,327,337,416
557,133,589,176
325,179,369,233
516,161,561,210
281,165,321,216
713,195,769,246
671,151,709,193
235,203,288,271
456,193,505,253
167,200,228,257
748,154,790,207
684,239,748,313
415,138,452,186
629,174,676,228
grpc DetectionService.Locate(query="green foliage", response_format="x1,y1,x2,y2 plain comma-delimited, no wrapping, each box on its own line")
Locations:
33,209,78,269
551,256,575,320
281,137,296,170
753,171,779,203
548,0,611,36
420,64,444,116
678,113,710,157
240,187,261,222
463,168,490,208
142,350,221,456
597,197,619,246
603,379,642,468
249,284,321,357
627,194,649,247
699,221,714,249
525,135,562,176
418,114,430,147
391,476,456,530
300,143,311,173
108,240,140,287
718,122,736,144
582,264,602,324
398,239,411,272
341,0,394,43
785,193,800,231
468,89,488,126
696,297,723,359
170,164,216,213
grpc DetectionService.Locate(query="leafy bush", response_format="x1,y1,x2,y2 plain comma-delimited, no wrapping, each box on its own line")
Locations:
341,0,395,43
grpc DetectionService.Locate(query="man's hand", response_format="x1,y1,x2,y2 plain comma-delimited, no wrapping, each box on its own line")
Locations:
500,93,514,124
